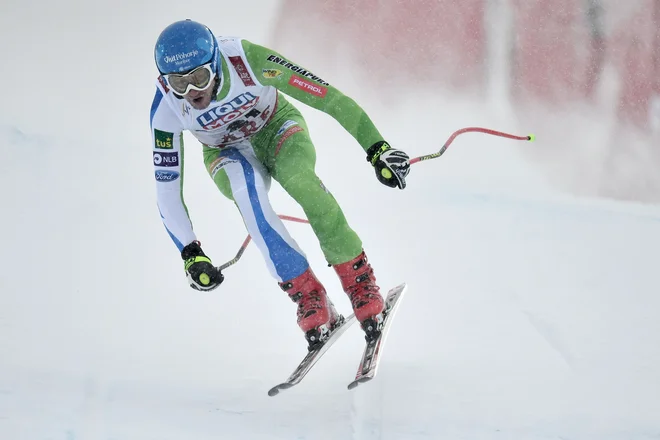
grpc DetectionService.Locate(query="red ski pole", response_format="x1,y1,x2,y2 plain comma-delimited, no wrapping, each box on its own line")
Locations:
218,127,534,271
409,127,534,165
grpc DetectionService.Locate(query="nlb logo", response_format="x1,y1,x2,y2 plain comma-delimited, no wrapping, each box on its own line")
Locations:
155,170,180,182
153,152,179,167
196,93,259,130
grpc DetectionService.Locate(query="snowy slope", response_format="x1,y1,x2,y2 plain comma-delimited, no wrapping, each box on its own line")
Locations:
2,1,660,439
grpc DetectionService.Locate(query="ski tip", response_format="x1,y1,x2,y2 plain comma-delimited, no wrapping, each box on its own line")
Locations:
268,382,294,397
267,387,280,397
347,376,372,391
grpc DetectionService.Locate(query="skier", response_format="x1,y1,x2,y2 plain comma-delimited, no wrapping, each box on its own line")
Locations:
150,19,411,348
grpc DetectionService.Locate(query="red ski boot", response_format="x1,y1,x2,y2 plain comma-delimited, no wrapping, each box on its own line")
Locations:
333,251,385,339
279,267,339,349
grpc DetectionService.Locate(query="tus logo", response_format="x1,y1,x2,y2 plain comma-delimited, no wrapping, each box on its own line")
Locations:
154,129,173,149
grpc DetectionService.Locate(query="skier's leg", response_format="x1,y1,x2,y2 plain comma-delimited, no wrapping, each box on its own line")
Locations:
203,144,307,283
253,101,385,327
253,112,363,265
203,144,338,345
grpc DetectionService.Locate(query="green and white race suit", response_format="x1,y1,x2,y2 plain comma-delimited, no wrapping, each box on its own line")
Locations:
150,37,385,282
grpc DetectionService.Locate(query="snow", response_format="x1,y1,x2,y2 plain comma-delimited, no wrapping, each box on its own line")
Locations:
1,1,660,439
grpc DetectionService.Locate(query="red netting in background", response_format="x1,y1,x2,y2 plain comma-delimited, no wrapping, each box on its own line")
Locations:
272,0,486,90
606,0,660,129
272,0,659,132
510,0,593,105
511,0,659,130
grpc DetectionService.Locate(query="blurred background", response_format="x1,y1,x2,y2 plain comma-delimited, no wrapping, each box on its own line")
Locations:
271,0,660,202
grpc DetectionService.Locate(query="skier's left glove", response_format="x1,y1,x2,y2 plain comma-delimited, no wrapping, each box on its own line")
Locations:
366,141,411,189
181,241,224,291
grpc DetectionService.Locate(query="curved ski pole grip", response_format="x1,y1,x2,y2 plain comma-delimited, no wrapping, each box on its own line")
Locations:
409,127,534,165
217,215,310,271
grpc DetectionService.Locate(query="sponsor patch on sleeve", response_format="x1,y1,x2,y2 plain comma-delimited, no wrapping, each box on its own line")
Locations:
155,170,180,182
266,54,330,86
154,129,174,149
288,75,328,98
153,151,179,167
262,68,283,79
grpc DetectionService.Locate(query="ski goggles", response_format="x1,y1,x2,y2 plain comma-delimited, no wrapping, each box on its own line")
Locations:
164,63,214,96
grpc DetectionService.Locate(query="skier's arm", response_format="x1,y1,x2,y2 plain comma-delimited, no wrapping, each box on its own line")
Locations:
242,40,384,153
150,88,197,251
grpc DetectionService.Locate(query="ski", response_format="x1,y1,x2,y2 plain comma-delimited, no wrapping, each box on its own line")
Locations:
268,312,357,396
347,283,407,390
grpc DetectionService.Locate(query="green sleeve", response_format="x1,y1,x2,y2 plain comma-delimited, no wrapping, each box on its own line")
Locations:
242,39,384,153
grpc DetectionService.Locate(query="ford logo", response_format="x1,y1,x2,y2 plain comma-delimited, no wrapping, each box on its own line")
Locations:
155,170,180,182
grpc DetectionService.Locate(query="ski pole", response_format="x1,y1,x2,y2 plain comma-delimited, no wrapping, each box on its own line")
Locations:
217,127,534,271
409,127,534,165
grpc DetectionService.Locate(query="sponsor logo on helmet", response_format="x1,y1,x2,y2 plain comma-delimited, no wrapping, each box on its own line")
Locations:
276,120,298,136
262,68,283,79
266,55,329,86
155,170,180,182
288,75,328,98
153,151,179,167
154,129,174,149
196,92,259,130
164,50,200,64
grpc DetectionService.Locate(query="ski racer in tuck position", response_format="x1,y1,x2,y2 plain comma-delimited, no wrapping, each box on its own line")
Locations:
150,19,411,349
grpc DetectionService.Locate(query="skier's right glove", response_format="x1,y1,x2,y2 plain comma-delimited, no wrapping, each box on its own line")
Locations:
366,141,411,189
181,241,224,291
